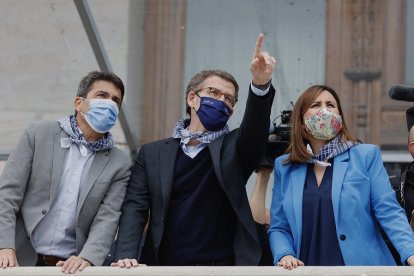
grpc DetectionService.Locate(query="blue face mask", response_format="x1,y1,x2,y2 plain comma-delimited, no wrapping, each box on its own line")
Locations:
195,96,230,131
81,98,119,133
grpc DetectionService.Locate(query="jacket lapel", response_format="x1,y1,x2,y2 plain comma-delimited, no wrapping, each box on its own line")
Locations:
208,136,263,246
208,137,225,187
160,138,180,217
290,163,306,248
50,128,68,202
332,151,350,226
77,150,110,217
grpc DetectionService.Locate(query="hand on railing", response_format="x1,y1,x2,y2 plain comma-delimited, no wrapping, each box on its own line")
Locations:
278,255,304,270
111,258,146,268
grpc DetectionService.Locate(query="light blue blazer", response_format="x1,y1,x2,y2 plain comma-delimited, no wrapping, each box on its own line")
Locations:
269,144,414,265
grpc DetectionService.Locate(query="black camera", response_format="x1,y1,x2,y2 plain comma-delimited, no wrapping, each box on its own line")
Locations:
258,110,292,168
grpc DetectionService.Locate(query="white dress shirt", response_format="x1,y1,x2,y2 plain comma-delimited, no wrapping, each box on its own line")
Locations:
31,138,95,258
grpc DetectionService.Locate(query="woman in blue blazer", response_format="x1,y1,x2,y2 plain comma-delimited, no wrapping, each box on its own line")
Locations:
269,85,414,269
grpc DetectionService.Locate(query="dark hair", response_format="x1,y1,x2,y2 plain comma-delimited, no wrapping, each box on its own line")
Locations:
77,71,125,100
285,84,357,164
185,69,239,115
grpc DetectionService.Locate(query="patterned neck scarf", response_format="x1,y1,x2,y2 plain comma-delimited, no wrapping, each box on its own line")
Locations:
57,115,114,152
172,118,229,144
307,135,358,166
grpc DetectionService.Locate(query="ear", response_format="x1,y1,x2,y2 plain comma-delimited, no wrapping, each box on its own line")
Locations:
74,97,83,113
187,91,197,109
409,142,414,157
301,117,307,130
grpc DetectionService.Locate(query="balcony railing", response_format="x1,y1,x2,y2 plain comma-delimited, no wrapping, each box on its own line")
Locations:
0,266,413,276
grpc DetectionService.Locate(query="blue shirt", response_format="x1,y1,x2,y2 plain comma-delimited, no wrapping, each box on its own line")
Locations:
300,162,344,266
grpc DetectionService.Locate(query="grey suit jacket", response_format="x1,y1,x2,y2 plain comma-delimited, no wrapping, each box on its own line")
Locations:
0,121,131,265
114,85,275,265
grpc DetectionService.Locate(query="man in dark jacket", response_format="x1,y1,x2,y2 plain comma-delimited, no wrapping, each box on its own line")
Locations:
112,34,276,267
398,107,414,226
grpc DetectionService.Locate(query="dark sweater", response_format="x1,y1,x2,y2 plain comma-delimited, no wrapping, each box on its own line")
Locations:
159,147,236,265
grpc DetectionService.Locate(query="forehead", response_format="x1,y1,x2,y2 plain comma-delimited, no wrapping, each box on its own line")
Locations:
201,75,236,95
313,90,337,103
88,80,121,98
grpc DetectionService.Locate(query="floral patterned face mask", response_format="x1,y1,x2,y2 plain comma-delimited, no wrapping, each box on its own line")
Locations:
304,108,342,140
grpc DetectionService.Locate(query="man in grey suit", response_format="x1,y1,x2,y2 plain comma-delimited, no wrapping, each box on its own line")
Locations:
112,34,276,267
0,71,131,273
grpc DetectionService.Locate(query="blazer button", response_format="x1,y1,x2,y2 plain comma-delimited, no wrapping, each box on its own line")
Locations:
41,209,47,215
340,234,346,241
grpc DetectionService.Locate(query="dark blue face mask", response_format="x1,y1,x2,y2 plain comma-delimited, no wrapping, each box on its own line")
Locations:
195,96,230,131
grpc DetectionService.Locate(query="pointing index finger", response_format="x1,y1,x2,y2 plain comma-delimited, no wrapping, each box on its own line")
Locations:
254,33,264,58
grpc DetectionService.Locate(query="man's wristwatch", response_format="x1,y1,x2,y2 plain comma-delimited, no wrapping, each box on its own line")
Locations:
252,79,271,90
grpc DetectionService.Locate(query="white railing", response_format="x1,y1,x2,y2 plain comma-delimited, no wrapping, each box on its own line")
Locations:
0,266,413,276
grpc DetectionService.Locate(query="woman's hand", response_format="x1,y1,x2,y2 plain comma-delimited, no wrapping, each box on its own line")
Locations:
407,255,414,266
277,255,304,270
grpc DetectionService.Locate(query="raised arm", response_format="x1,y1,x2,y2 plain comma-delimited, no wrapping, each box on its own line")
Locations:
237,34,276,174
250,33,276,86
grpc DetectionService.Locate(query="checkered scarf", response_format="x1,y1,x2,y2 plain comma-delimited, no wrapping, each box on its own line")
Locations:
57,115,114,152
307,135,358,166
172,118,229,144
